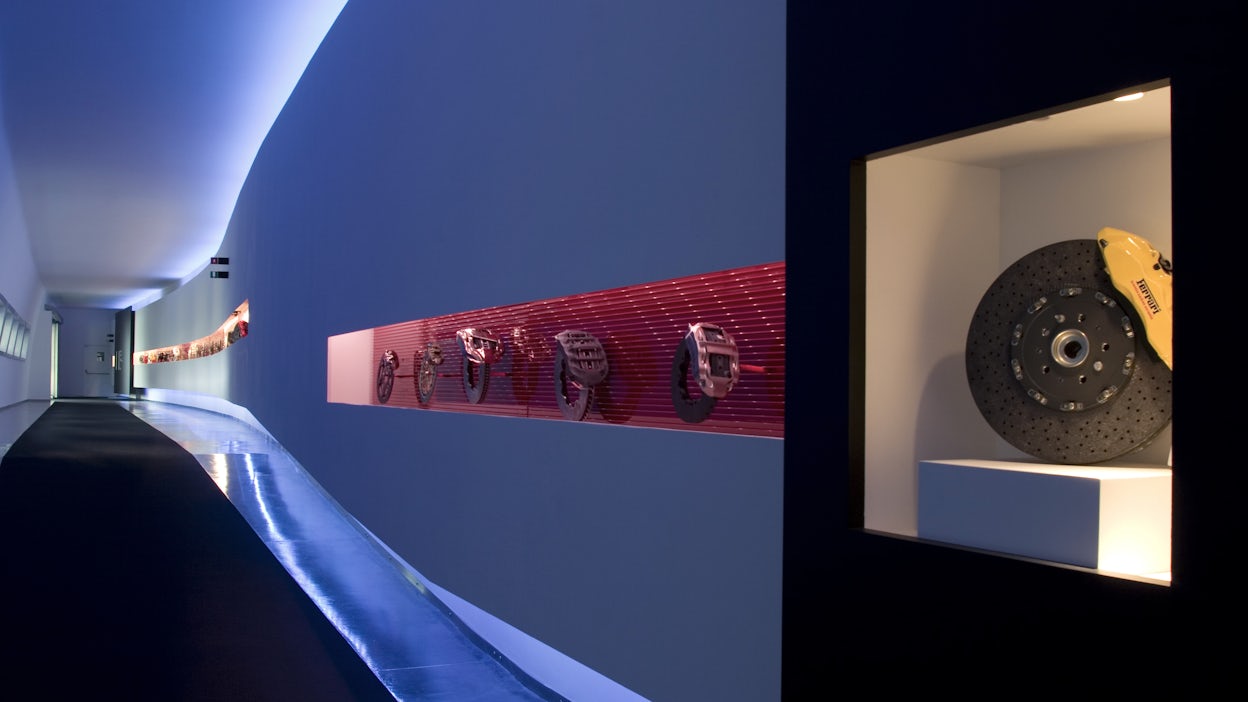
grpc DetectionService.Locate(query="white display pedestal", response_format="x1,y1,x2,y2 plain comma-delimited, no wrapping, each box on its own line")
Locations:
917,459,1171,578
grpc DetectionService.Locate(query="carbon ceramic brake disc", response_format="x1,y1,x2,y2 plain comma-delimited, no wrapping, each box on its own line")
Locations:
965,239,1172,464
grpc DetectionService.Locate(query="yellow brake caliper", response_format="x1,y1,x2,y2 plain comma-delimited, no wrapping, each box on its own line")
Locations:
1098,227,1173,370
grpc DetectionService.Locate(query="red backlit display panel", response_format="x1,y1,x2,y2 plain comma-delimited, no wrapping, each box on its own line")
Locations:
368,262,784,438
134,300,250,364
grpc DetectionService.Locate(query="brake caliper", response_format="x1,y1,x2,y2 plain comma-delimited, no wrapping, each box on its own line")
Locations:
456,328,505,364
554,330,608,387
685,322,739,399
1098,227,1173,370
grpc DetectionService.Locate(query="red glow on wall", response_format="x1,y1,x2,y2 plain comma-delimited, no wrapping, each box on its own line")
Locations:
134,300,250,364
368,263,784,438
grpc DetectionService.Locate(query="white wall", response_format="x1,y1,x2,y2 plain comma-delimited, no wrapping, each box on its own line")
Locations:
22,307,53,401
326,328,372,405
865,154,1003,535
1001,138,1171,263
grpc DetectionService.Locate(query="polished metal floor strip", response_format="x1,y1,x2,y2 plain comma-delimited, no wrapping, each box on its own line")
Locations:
116,399,564,702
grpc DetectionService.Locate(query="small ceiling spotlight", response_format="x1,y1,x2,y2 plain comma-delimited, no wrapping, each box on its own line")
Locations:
1113,92,1145,102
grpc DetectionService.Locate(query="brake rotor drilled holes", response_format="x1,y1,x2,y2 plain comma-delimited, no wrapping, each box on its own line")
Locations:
966,239,1172,464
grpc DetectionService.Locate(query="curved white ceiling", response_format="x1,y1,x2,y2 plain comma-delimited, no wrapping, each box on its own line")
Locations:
0,1,348,309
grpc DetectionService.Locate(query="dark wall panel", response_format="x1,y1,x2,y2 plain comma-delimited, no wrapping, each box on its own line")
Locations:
786,0,1242,691
112,307,132,395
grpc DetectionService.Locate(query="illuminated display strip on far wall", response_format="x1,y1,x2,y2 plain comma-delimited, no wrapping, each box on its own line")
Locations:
134,300,250,365
332,263,785,438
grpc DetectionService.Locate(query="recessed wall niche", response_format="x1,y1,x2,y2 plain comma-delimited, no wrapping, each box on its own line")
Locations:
852,81,1172,583
133,300,250,365
328,263,786,438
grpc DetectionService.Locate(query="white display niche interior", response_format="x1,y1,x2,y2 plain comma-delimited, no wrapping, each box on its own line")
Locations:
861,83,1172,584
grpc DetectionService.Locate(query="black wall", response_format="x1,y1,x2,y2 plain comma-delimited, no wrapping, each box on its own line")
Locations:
786,0,1243,691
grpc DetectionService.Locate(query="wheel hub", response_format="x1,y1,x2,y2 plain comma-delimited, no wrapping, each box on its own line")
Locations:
1009,286,1137,412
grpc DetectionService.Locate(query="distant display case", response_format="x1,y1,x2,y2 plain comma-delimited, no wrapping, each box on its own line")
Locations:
134,300,250,365
852,82,1173,583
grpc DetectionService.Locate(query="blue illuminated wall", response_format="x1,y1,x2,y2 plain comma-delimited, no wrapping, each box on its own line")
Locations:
0,81,49,407
134,3,784,701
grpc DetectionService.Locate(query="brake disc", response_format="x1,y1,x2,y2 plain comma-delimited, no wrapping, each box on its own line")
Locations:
376,350,398,404
965,239,1172,464
416,343,442,406
554,330,609,421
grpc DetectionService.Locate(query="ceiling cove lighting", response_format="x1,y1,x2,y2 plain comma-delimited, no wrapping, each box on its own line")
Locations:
124,2,349,311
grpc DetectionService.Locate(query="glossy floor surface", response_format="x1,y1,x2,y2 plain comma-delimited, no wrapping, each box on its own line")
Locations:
0,398,571,702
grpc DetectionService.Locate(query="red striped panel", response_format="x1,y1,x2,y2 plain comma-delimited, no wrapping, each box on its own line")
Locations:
134,300,251,364
370,262,785,438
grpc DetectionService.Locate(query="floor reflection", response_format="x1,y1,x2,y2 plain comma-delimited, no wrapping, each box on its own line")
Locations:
120,399,557,702
2,397,644,702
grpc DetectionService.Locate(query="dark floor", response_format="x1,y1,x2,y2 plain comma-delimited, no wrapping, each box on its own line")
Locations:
0,397,646,702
